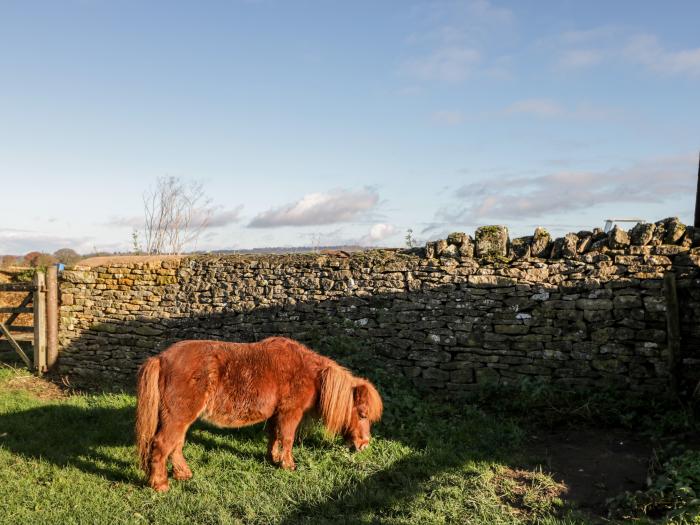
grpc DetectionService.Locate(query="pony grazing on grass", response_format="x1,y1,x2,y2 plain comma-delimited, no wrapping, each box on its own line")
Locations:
136,336,383,492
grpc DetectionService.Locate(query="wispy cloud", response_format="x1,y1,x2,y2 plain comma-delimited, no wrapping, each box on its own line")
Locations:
624,34,700,76
431,109,465,125
442,155,695,223
551,27,700,77
503,98,565,118
248,188,379,228
502,98,620,120
402,47,480,83
400,0,513,83
557,49,604,69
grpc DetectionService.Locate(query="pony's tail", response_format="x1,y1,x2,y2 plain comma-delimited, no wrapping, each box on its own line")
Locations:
136,357,161,474
319,365,354,435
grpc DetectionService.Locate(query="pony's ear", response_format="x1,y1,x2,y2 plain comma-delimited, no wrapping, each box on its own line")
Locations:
353,381,383,422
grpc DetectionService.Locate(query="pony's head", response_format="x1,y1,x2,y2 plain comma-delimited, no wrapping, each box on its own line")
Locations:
319,367,383,451
344,380,383,451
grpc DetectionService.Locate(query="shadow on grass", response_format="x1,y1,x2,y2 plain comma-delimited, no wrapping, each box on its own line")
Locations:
0,379,522,523
0,403,280,486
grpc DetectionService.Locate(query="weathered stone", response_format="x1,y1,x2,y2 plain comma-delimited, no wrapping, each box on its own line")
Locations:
664,218,686,244
562,233,579,259
530,227,551,258
475,225,509,258
608,226,630,249
458,239,475,258
442,244,458,257
630,222,655,246
435,239,449,256
510,236,532,259
447,232,467,246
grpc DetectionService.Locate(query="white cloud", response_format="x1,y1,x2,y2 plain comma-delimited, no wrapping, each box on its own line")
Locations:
444,155,696,223
206,206,244,227
365,223,397,243
248,188,379,228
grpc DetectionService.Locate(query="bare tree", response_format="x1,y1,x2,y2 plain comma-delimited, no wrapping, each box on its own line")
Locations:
142,176,213,254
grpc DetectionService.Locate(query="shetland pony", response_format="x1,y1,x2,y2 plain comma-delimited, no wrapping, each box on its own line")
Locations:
135,336,383,492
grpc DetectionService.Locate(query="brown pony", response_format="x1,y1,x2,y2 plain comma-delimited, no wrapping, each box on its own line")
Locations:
135,336,383,492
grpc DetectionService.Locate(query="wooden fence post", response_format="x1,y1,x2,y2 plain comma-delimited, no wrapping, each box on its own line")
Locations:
46,265,58,370
33,271,47,374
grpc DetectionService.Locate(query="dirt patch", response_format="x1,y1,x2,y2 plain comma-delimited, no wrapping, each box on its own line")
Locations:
0,366,68,400
493,466,568,521
525,428,651,518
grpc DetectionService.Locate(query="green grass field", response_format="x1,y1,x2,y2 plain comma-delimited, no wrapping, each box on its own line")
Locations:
0,358,697,524
0,363,583,525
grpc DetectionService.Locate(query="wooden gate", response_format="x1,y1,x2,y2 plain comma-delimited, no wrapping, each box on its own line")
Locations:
0,267,58,373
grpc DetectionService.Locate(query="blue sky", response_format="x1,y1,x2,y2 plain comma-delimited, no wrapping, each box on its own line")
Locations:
1,0,699,253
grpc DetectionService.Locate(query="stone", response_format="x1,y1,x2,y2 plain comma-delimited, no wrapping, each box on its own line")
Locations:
475,225,509,258
442,244,458,257
630,222,655,246
435,239,449,256
447,232,467,246
562,233,579,259
510,236,532,259
530,227,551,258
608,226,630,249
549,237,565,259
664,218,686,244
458,239,475,258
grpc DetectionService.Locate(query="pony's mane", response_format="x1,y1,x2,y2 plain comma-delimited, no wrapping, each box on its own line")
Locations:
354,378,383,422
319,365,356,435
319,365,383,434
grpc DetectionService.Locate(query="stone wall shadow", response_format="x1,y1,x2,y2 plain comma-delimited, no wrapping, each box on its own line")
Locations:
43,274,688,518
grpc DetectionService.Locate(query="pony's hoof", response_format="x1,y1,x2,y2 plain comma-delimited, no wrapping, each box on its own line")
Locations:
173,469,192,481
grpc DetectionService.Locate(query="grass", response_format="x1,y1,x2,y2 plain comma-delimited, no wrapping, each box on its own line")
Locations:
2,331,699,525
0,361,590,525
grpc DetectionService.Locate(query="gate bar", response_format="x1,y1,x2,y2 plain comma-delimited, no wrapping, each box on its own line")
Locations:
46,265,58,369
33,271,47,373
0,322,32,368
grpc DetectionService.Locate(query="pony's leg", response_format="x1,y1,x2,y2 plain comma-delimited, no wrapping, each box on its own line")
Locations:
171,424,193,481
277,409,303,470
266,415,282,465
149,421,189,492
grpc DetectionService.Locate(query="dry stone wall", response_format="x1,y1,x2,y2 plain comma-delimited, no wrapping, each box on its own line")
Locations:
57,217,700,395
